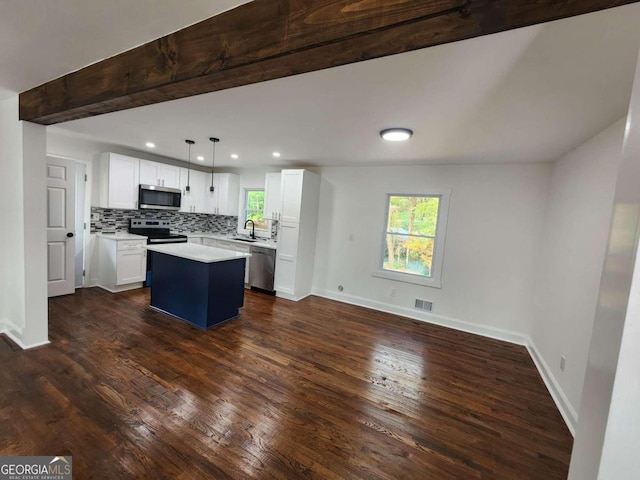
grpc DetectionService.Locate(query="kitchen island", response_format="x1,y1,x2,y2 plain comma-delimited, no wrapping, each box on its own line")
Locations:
145,243,251,329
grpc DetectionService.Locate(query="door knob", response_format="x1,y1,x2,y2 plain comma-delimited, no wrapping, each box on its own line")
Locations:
66,232,74,238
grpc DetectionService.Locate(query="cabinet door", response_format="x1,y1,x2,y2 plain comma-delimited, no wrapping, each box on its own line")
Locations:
280,170,303,223
159,164,181,189
139,160,159,186
202,238,217,247
108,154,140,209
264,172,282,220
274,222,299,294
179,168,193,212
203,173,218,214
215,240,250,284
116,249,146,284
190,170,207,213
216,174,240,215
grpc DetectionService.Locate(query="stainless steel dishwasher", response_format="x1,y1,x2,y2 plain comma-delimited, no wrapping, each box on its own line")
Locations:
249,246,276,294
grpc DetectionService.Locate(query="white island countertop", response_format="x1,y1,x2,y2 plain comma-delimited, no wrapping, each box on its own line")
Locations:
181,232,277,250
146,243,251,264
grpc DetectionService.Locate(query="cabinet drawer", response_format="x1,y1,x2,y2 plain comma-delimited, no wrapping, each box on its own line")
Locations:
117,240,145,251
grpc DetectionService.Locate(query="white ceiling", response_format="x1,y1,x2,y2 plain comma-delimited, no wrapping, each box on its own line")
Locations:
7,2,640,168
0,0,249,100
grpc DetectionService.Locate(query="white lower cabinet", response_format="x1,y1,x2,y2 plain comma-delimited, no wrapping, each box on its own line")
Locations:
273,223,299,295
202,238,250,285
98,236,147,292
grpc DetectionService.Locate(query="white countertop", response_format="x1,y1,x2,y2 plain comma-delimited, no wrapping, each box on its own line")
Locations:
146,243,251,263
182,232,277,249
96,232,147,241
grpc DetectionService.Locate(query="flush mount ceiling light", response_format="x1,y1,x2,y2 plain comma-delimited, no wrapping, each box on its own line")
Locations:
272,152,281,158
197,155,204,161
231,154,239,159
380,128,413,142
145,142,155,148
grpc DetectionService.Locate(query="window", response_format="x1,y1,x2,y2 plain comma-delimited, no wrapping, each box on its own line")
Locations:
242,189,268,233
374,192,450,288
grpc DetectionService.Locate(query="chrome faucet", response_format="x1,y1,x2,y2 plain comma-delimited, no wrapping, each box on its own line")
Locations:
244,219,256,239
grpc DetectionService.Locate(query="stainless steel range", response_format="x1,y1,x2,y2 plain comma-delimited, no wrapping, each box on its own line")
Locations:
129,218,188,285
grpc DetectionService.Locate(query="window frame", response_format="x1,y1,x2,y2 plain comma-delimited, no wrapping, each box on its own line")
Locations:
372,189,451,288
237,187,271,238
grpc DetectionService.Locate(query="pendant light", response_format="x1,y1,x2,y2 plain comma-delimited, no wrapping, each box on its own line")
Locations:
209,137,219,192
185,139,195,192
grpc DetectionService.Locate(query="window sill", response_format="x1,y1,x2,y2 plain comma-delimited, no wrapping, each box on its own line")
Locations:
372,269,442,288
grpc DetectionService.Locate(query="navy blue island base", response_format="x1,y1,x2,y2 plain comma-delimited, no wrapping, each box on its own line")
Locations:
150,250,246,329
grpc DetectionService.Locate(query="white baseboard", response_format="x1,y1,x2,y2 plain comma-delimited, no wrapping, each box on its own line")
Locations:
97,282,144,294
311,288,576,435
526,341,578,436
276,291,312,302
0,318,50,350
312,288,528,345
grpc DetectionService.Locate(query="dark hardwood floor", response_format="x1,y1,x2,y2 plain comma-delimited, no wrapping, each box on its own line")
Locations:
0,288,572,479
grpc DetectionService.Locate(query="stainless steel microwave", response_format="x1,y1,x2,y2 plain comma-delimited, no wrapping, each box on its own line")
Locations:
138,184,182,211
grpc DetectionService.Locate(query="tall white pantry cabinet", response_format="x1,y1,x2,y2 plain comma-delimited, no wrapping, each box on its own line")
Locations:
274,169,321,301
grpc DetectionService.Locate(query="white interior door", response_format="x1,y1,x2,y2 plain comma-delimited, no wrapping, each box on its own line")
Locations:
47,157,76,297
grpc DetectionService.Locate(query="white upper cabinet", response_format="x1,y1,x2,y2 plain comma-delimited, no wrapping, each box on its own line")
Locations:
191,171,207,213
216,173,239,216
95,153,140,209
279,169,304,223
264,172,282,221
139,160,180,189
179,168,208,213
204,173,239,215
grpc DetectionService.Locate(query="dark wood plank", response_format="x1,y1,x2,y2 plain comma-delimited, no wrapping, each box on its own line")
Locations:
0,288,572,479
19,0,638,125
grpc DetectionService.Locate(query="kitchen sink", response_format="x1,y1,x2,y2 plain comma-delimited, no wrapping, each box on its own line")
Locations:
233,237,258,243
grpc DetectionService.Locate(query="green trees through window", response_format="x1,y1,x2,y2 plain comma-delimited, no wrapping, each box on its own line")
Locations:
383,195,440,278
245,189,267,231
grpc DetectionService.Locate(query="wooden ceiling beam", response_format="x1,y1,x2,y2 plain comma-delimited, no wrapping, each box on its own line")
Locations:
19,0,639,125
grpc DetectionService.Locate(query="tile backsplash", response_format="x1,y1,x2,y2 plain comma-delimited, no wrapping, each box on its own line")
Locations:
91,207,279,241
91,208,237,234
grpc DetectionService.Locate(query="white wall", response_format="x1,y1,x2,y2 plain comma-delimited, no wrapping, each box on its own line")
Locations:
0,97,26,336
569,47,640,480
312,163,550,342
529,119,624,432
0,96,48,348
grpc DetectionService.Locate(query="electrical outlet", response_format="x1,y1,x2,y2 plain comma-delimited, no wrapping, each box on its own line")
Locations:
560,356,566,372
91,212,100,221
390,288,396,298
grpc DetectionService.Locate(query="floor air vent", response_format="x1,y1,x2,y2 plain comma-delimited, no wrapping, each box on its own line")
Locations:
414,298,433,312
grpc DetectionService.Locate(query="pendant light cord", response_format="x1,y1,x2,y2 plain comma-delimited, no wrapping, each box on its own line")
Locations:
185,139,195,191
209,137,219,192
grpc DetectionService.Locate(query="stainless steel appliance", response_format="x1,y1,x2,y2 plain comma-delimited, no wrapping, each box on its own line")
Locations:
129,219,188,285
138,184,182,211
249,246,276,294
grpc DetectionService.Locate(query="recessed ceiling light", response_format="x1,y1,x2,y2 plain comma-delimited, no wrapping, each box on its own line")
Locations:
273,152,281,158
231,154,239,159
196,155,204,161
380,128,413,142
145,142,156,148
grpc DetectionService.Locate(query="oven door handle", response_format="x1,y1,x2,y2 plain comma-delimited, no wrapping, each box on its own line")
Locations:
147,238,188,244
